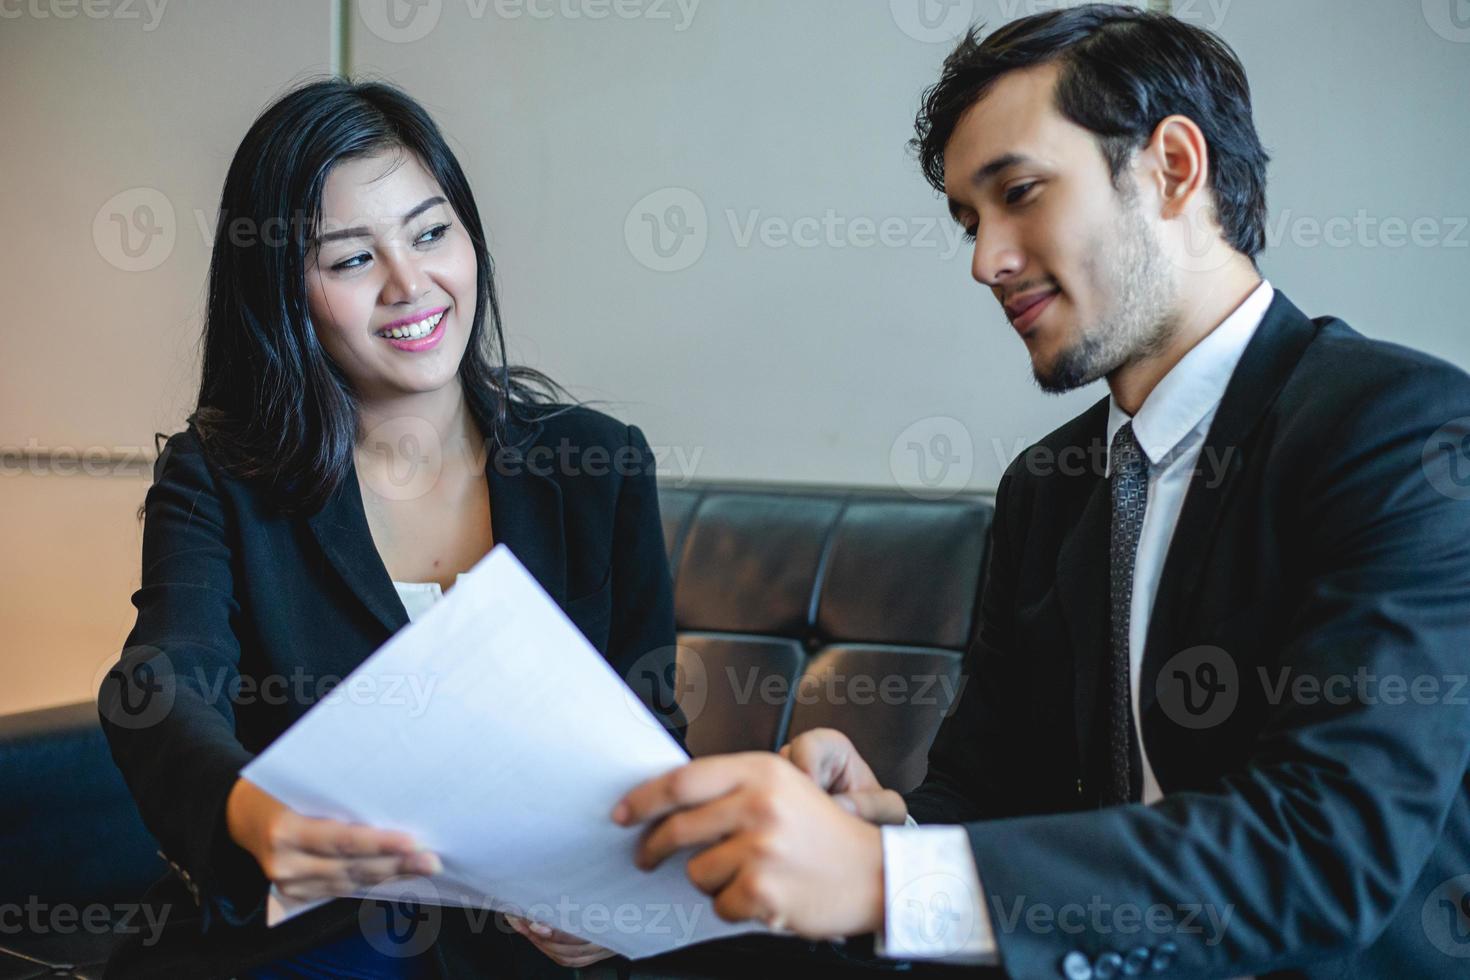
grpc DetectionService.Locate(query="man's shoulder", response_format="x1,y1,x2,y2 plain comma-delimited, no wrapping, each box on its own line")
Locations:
1281,316,1470,427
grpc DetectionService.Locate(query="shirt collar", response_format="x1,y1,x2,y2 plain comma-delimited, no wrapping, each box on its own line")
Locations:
1106,279,1274,476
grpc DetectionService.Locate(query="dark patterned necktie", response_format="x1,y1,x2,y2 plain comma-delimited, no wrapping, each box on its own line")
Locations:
1105,421,1148,806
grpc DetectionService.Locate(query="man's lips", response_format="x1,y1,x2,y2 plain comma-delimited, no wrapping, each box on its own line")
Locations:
1005,289,1060,334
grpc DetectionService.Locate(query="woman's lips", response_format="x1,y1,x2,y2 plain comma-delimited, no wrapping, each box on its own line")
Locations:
1008,290,1059,335
379,311,447,352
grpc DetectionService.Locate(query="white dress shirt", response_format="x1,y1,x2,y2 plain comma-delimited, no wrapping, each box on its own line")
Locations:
391,573,466,623
879,280,1275,964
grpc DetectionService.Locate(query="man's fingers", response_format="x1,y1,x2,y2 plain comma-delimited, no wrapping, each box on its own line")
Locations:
636,793,749,870
711,868,777,927
834,789,909,825
614,754,766,827
685,836,746,896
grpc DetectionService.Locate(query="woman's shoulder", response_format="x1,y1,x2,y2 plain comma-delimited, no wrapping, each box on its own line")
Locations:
519,402,645,450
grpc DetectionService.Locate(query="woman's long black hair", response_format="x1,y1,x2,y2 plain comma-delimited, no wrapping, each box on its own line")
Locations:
176,75,571,517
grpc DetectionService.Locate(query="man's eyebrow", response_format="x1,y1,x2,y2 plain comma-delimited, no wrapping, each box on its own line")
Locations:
314,196,447,245
946,153,1036,223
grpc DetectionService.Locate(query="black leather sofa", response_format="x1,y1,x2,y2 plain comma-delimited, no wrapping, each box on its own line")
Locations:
0,481,995,978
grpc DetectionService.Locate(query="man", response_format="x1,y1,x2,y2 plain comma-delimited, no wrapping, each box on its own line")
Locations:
613,5,1470,978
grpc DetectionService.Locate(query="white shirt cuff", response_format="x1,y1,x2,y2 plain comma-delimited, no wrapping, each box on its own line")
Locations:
876,824,998,965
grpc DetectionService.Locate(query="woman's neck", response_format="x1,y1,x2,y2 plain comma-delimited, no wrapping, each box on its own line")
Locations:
354,381,484,475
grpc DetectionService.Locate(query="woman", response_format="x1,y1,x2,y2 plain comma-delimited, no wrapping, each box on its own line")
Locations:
97,76,685,979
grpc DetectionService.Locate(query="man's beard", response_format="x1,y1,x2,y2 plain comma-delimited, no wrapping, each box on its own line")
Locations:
1033,189,1178,394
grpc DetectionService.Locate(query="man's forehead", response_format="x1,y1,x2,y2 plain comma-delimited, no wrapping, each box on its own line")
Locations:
942,63,1065,197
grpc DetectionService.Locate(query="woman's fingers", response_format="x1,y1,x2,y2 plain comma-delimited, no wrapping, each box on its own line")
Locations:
286,814,421,860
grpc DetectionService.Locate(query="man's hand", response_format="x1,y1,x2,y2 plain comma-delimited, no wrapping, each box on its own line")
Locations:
505,915,617,969
612,752,885,940
781,728,909,825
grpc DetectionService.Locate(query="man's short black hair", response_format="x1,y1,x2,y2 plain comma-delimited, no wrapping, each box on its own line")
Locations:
913,3,1270,259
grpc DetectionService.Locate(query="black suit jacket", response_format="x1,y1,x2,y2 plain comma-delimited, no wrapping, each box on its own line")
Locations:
97,402,682,979
907,291,1470,979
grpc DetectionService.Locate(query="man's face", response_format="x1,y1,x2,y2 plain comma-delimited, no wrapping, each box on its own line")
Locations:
943,62,1177,393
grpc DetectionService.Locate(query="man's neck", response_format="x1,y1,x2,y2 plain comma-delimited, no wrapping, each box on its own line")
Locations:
1109,263,1264,416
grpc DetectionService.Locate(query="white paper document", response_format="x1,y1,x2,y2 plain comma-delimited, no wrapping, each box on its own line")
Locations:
240,544,767,959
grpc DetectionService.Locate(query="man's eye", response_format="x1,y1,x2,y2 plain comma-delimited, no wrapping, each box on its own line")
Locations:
963,225,979,242
1005,182,1038,205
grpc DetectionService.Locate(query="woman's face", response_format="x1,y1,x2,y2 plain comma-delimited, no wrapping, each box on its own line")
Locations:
304,149,477,403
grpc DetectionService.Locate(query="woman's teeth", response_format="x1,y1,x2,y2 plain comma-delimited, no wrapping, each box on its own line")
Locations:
378,311,445,340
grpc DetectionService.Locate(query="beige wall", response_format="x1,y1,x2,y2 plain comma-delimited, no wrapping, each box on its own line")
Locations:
4,0,1468,715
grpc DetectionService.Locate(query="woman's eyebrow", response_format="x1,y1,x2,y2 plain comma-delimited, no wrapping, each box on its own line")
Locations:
314,195,447,245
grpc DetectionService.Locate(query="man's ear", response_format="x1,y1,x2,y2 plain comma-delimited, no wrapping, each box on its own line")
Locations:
1139,114,1212,219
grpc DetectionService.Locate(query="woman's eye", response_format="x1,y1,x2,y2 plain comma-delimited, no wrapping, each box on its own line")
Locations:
963,224,979,243
330,223,451,272
1005,182,1038,206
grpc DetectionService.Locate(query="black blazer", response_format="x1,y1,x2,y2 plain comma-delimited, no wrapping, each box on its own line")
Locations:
907,291,1470,979
97,402,682,979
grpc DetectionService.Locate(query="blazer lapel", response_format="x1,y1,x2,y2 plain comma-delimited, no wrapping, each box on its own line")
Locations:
1049,398,1113,782
485,420,567,607
306,458,411,637
1138,290,1321,715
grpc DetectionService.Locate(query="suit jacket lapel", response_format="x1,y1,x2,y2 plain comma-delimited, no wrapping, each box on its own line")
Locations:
305,401,568,639
306,459,411,637
1050,398,1113,782
1138,290,1321,715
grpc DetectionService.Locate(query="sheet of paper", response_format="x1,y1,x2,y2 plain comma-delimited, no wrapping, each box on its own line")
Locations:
240,544,768,959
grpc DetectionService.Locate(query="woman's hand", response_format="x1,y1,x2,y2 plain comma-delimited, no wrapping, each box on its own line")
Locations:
225,776,440,901
505,915,618,969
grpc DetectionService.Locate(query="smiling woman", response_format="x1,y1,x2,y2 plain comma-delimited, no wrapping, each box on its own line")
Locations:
98,76,686,980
